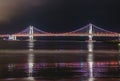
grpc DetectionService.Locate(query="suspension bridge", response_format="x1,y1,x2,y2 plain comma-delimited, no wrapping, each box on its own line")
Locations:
0,23,119,41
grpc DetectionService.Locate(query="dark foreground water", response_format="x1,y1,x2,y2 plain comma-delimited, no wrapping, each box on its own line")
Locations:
0,40,120,81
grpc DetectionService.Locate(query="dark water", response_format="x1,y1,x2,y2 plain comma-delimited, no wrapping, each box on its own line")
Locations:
0,40,120,81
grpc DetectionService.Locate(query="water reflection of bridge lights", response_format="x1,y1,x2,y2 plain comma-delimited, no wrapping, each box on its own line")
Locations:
88,42,94,79
8,64,14,72
29,40,34,49
88,77,94,81
28,54,34,75
28,41,35,80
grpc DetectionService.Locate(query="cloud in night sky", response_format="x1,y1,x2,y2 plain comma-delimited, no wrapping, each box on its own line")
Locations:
0,0,46,22
0,0,120,33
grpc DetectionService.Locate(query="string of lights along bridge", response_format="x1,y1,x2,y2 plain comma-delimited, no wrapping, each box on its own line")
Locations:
0,23,120,41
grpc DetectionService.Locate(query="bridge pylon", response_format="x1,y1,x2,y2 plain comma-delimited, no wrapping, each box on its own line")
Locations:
29,26,34,41
88,23,93,41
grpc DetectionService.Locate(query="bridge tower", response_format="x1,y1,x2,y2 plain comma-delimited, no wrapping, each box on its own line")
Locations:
29,26,34,41
88,23,93,41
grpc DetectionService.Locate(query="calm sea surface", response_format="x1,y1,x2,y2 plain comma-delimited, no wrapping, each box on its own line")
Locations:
0,40,120,81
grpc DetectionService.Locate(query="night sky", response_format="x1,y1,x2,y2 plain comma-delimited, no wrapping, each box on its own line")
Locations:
0,0,120,34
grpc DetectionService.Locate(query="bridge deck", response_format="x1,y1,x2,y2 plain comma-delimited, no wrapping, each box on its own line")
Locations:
0,33,119,37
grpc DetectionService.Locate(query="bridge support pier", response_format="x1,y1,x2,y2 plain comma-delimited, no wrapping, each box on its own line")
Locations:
88,23,93,41
8,35,17,40
29,26,34,41
29,35,33,41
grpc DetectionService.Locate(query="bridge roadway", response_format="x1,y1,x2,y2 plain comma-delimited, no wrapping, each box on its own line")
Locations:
0,33,119,37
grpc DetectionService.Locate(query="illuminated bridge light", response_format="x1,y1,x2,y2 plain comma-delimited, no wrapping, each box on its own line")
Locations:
0,23,119,41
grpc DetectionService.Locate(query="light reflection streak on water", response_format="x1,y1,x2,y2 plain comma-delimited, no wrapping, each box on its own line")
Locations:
28,41,35,80
8,64,14,72
118,43,120,66
88,42,94,81
88,77,94,81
